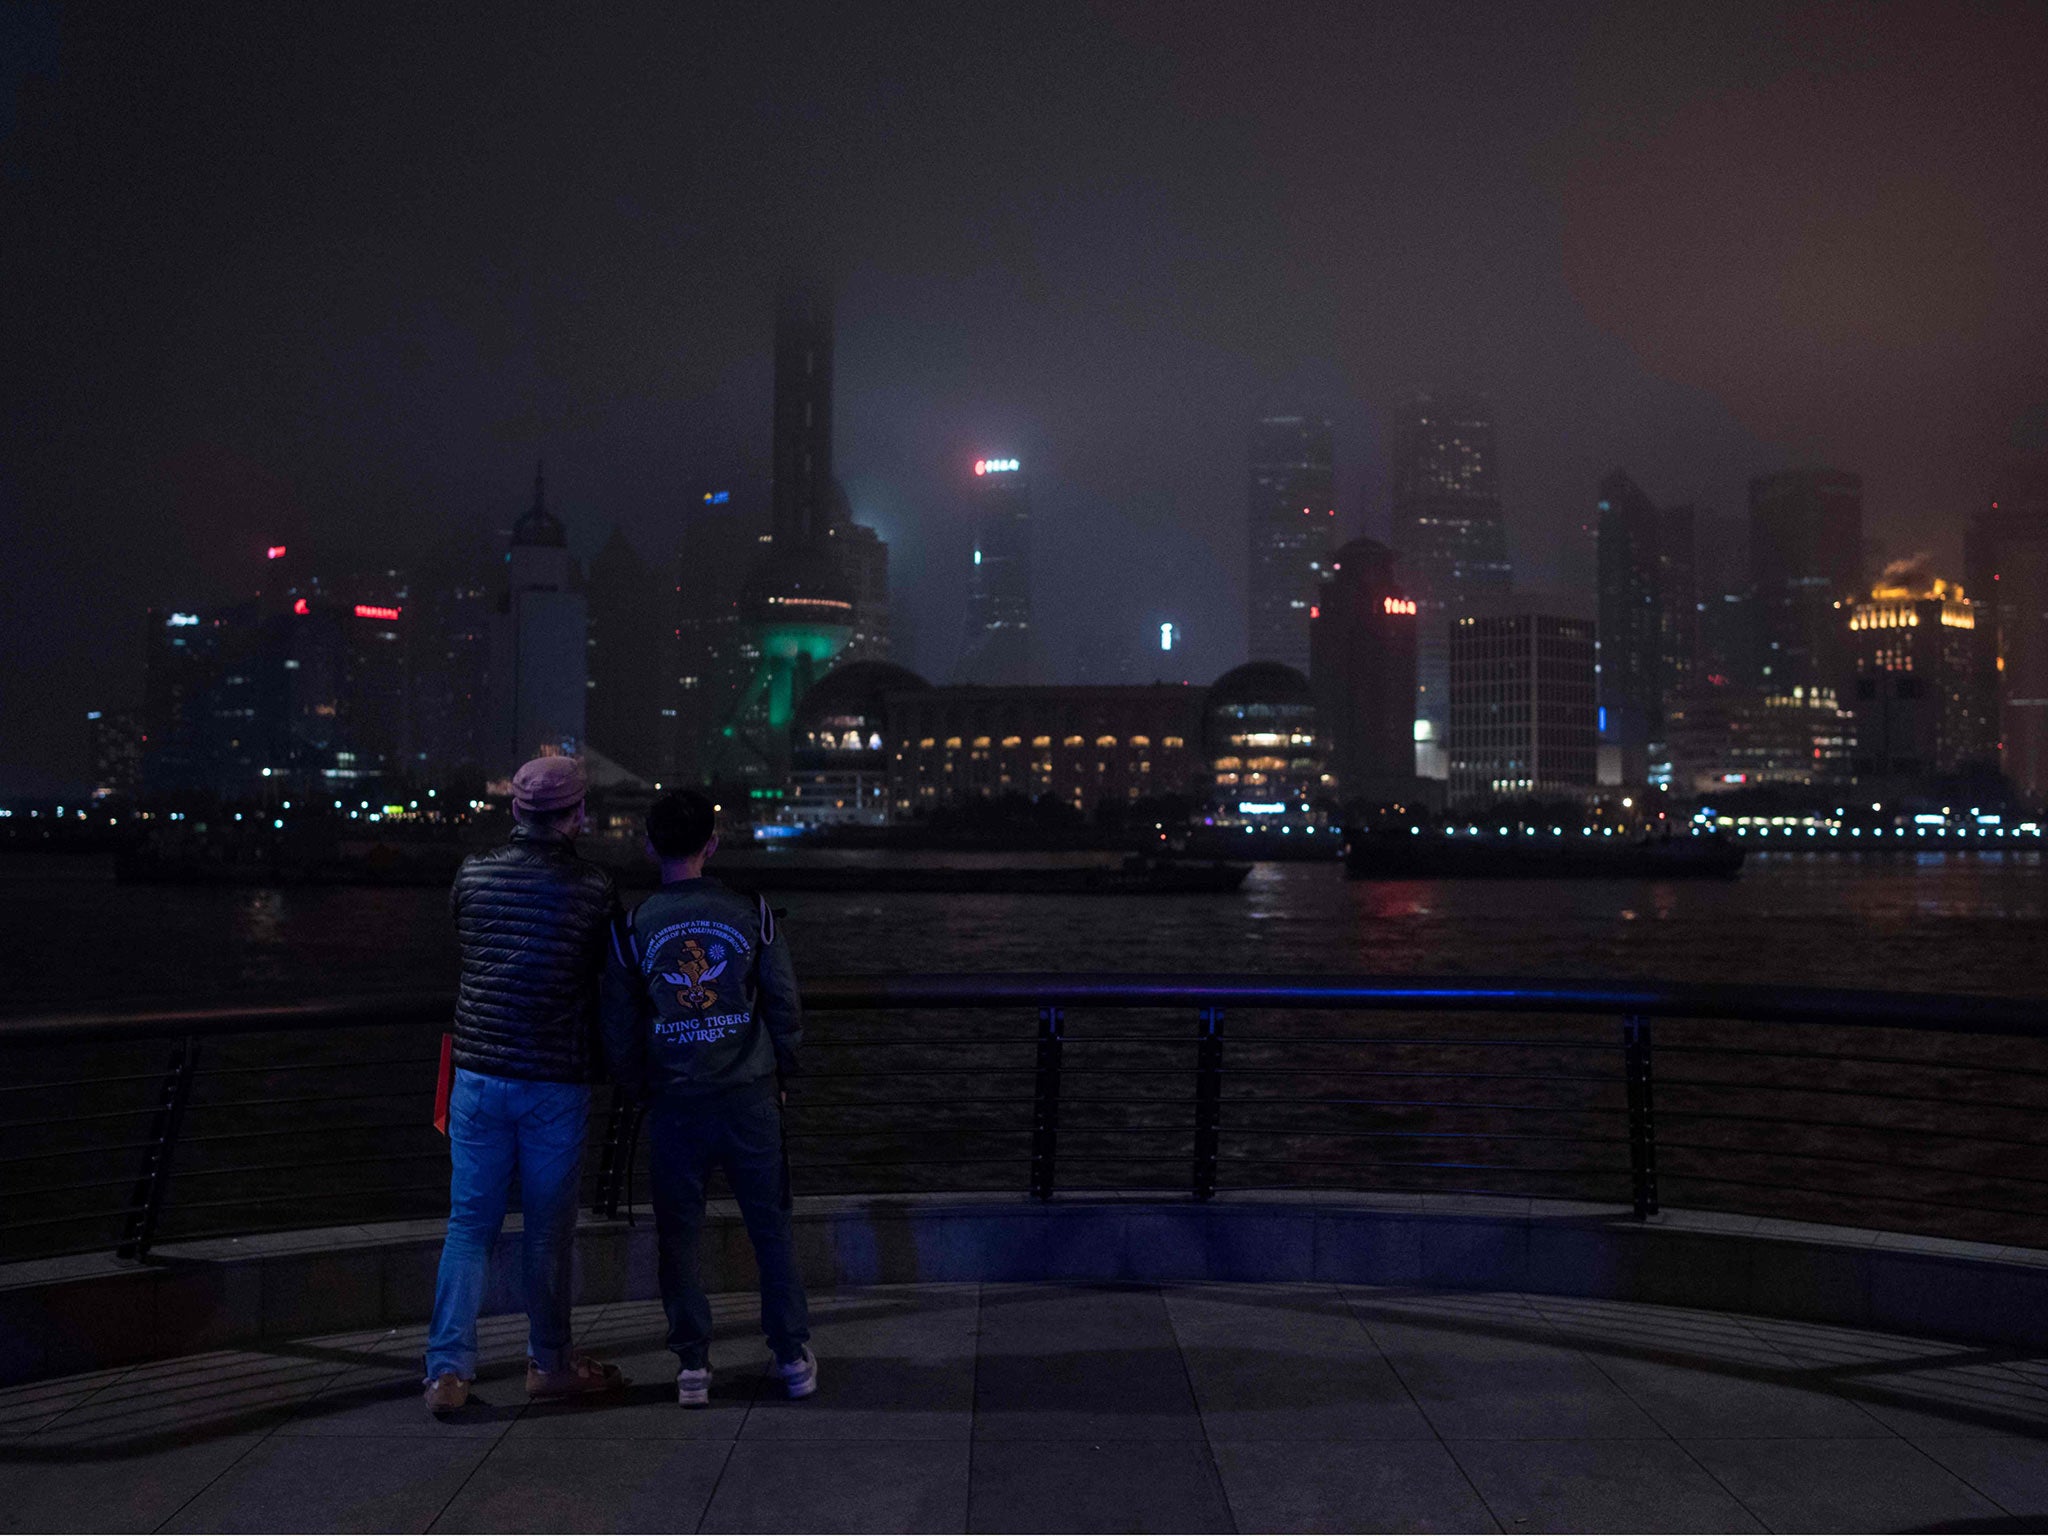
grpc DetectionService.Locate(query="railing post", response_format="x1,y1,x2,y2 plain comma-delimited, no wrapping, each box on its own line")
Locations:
593,1087,637,1219
1193,1004,1223,1201
1030,1004,1064,1200
1622,1013,1658,1219
119,1035,200,1260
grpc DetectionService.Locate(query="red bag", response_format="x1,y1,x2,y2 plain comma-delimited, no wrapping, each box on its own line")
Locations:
433,1032,454,1135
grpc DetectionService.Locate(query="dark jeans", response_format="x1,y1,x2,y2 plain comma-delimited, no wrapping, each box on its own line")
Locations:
646,1077,810,1368
426,1069,589,1379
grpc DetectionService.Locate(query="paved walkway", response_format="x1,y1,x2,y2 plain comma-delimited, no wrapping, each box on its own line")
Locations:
5,1284,2048,1532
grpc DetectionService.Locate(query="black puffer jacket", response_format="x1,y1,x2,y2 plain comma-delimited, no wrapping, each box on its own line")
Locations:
449,825,621,1082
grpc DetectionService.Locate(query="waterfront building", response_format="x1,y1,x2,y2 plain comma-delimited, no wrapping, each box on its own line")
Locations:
1749,468,1863,692
1308,537,1419,804
408,546,494,782
586,526,668,779
1664,683,1855,793
897,682,1201,816
957,457,1034,684
86,709,142,799
1204,661,1331,827
1595,471,1699,782
1846,568,1996,783
1447,614,1596,806
339,572,413,781
1246,409,1336,673
489,465,587,774
668,496,773,786
1965,489,2048,803
785,660,931,827
1390,390,1511,772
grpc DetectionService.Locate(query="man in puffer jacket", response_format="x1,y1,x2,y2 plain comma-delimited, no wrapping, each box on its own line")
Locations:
601,789,814,1408
422,755,626,1413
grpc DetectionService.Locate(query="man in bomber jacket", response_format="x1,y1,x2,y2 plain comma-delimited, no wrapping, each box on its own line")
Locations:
600,789,816,1408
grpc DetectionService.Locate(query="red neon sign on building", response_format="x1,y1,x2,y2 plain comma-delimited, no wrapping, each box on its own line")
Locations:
353,604,402,621
1383,596,1417,615
266,545,288,560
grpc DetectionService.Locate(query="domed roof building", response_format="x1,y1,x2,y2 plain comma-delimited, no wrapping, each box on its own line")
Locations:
1203,661,1329,822
794,661,930,759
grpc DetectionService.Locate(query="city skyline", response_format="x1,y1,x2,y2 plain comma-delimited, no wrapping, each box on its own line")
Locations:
6,2,2047,792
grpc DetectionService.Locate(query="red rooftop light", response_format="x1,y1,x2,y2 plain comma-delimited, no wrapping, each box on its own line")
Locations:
293,598,309,615
266,545,287,560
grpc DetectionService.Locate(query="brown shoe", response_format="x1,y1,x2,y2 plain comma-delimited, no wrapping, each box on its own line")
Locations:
526,1353,627,1399
423,1372,470,1413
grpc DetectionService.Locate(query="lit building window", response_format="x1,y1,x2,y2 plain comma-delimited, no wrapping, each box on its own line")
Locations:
1032,734,1051,747
1095,735,1117,747
1064,734,1084,747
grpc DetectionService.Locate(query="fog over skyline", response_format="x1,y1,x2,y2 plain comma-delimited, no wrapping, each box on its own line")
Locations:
5,0,2045,791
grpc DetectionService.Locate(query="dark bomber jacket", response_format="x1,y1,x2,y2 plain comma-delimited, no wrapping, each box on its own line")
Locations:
449,825,620,1082
600,876,801,1098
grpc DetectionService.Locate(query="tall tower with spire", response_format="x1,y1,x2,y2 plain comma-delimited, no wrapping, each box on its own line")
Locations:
490,460,587,773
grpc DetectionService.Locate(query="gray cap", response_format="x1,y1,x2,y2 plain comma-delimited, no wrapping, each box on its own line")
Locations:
510,755,587,813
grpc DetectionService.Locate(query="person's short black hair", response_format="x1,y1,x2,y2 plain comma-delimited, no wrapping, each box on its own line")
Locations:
647,790,716,860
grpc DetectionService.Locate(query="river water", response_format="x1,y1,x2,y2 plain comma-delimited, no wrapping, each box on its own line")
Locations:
5,849,2041,1016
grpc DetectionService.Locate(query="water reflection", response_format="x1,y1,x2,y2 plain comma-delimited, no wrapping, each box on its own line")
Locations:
1,849,2041,1012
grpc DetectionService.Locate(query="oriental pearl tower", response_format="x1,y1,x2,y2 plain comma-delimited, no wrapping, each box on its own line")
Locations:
715,282,856,780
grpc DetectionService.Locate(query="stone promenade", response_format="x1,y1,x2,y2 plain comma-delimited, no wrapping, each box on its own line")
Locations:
6,1283,2048,1532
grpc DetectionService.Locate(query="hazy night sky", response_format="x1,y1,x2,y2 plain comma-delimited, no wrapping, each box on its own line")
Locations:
4,1,2044,791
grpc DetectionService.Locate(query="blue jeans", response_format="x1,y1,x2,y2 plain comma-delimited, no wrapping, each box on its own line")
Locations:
425,1069,590,1380
647,1077,810,1368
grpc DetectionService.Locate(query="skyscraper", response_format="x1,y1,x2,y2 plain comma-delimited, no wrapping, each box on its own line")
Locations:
1847,566,1995,781
668,495,773,785
718,283,859,780
1748,468,1863,692
586,525,667,778
826,484,891,663
1246,409,1336,671
1390,390,1511,769
490,464,587,773
1447,614,1596,806
1308,537,1418,802
770,282,837,548
957,457,1034,684
1594,470,1697,780
1969,485,2048,800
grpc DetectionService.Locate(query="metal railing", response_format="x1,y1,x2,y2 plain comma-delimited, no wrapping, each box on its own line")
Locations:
2,975,2045,1264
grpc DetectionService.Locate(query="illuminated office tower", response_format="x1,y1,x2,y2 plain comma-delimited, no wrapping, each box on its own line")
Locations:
957,457,1034,684
1246,409,1336,672
1447,614,1595,806
1391,390,1511,770
1847,564,1995,782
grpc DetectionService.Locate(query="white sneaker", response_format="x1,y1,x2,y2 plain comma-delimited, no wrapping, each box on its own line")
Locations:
771,1346,818,1399
676,1366,711,1408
